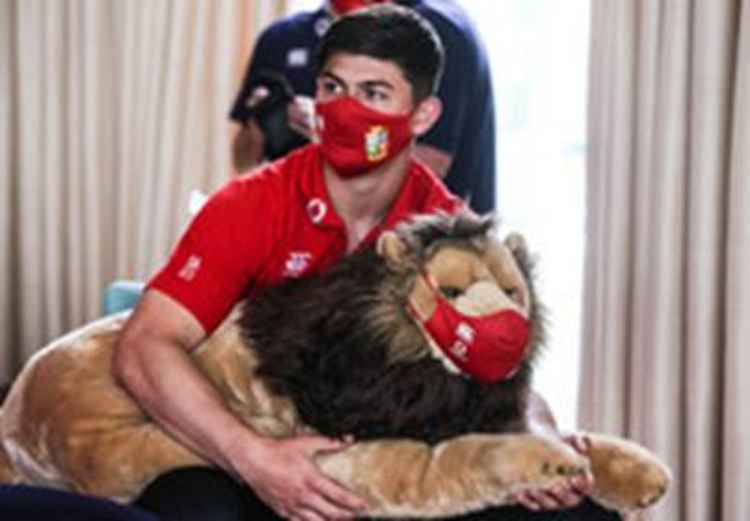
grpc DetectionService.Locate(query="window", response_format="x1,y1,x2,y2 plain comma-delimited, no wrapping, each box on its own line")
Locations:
464,1,590,430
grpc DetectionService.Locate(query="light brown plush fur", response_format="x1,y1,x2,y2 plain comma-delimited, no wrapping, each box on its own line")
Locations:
0,222,670,516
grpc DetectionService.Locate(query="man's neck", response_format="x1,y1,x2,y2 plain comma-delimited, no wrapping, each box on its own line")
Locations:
324,148,412,250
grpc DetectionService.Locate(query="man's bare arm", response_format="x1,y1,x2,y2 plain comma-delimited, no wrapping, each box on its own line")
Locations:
113,289,365,520
511,390,595,511
526,389,560,436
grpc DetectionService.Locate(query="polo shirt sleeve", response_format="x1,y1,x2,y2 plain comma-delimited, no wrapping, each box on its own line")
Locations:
147,177,276,334
229,28,282,124
428,187,466,215
418,21,479,157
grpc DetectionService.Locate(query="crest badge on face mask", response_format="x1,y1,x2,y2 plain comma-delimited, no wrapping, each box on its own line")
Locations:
365,125,389,162
315,96,413,177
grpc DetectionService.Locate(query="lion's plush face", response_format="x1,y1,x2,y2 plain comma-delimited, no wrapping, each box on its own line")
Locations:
407,238,531,319
376,223,535,374
248,211,540,441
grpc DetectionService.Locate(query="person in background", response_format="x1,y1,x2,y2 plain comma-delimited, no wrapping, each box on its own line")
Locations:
230,0,497,214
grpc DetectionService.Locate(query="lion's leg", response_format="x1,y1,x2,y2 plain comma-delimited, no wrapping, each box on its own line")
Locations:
315,433,589,519
582,432,671,513
0,326,208,501
57,423,208,501
0,314,300,503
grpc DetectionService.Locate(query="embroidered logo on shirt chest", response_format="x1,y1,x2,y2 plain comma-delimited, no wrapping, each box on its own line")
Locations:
283,251,313,278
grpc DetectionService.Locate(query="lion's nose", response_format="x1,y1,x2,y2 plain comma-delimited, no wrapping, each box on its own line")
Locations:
455,281,524,316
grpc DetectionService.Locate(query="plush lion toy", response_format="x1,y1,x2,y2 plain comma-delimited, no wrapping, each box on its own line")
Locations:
0,212,670,517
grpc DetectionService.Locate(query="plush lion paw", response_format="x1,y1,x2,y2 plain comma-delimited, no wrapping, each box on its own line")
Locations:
477,434,590,497
585,433,671,512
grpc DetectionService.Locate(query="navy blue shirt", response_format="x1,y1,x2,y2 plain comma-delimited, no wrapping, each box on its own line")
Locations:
230,0,497,213
0,485,158,521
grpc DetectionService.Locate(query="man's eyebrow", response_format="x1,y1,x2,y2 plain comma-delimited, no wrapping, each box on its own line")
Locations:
359,80,394,90
319,71,346,86
319,71,394,91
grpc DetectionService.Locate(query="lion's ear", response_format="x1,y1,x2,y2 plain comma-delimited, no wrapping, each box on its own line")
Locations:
376,231,409,267
505,232,528,263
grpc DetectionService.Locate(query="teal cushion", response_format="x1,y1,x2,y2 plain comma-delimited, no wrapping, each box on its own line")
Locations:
102,280,145,315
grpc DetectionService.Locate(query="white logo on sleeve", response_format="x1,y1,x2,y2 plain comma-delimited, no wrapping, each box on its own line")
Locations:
283,251,313,278
178,255,202,281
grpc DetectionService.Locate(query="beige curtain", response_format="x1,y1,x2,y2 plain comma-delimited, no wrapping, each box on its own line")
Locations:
582,1,749,520
0,0,286,382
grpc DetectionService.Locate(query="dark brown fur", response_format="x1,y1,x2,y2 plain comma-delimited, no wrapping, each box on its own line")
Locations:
239,212,544,445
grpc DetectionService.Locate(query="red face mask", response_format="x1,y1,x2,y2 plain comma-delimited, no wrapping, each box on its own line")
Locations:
330,0,390,15
316,96,413,177
409,273,531,383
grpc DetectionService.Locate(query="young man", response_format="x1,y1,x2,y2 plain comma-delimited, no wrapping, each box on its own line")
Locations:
115,6,612,521
231,0,497,214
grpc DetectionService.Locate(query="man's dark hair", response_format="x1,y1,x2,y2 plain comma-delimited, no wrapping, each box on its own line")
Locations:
316,4,444,102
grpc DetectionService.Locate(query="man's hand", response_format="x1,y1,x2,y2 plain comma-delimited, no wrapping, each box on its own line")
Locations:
233,90,315,173
287,95,317,141
247,85,271,108
232,433,367,521
250,87,316,140
512,432,595,511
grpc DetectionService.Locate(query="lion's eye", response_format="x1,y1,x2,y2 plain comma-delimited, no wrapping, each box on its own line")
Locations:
504,287,524,306
439,286,463,299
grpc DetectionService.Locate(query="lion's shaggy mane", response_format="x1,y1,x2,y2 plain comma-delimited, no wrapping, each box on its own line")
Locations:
240,213,543,445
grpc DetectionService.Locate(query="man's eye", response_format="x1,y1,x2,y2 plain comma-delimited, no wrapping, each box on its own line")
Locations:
440,286,463,299
319,79,342,95
324,81,340,93
364,87,387,102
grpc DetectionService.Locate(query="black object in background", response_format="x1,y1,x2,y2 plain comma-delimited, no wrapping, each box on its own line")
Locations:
248,71,309,160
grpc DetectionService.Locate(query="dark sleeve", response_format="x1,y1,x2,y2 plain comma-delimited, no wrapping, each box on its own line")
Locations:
229,29,284,124
418,21,479,156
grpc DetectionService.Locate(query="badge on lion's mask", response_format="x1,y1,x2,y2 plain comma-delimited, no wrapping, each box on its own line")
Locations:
365,125,389,162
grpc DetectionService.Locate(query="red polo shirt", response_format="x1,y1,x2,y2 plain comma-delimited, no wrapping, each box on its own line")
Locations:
148,144,462,334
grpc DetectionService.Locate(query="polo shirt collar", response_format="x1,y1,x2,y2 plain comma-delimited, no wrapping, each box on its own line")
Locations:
299,145,428,236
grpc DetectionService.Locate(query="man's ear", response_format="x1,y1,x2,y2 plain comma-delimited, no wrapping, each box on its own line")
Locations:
376,231,409,267
410,96,442,137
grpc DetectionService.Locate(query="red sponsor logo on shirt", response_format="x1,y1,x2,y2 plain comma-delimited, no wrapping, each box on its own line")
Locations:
306,198,327,224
